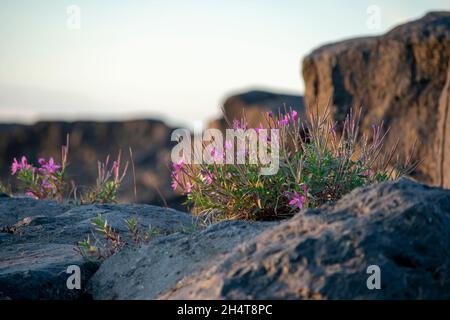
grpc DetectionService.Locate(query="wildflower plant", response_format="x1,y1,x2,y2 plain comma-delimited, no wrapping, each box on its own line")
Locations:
83,151,129,204
77,213,124,260
171,107,419,222
77,214,159,260
10,136,129,204
125,216,159,245
10,139,69,201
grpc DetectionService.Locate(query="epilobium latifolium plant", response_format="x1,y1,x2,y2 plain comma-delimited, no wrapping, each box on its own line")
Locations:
10,136,129,204
82,152,129,204
10,139,69,201
171,107,419,222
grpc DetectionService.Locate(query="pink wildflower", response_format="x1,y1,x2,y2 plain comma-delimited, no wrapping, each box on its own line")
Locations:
291,110,298,121
172,159,185,173
171,159,186,191
201,170,213,185
38,157,60,174
11,156,31,175
278,115,289,126
21,156,30,168
286,184,308,210
184,182,193,194
171,176,179,190
11,158,19,175
41,179,54,190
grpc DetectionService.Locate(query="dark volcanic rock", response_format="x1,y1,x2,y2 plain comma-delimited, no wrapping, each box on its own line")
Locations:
0,197,195,299
0,119,182,208
159,178,450,299
2,179,450,300
208,90,304,131
87,220,275,299
437,61,450,188
302,12,450,187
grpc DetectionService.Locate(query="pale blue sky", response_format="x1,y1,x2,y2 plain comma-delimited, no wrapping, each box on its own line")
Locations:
0,0,449,128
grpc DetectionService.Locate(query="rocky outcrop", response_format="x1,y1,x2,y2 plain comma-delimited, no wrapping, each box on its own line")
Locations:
2,179,449,300
87,220,275,299
159,178,450,299
437,62,450,188
0,197,195,299
302,12,450,187
208,90,304,131
0,119,184,208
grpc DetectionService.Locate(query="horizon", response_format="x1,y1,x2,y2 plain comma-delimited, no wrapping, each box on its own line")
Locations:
1,1,449,129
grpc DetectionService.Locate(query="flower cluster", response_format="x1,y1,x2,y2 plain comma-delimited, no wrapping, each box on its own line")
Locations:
11,156,32,175
171,107,419,222
9,137,130,204
278,110,298,126
11,154,67,201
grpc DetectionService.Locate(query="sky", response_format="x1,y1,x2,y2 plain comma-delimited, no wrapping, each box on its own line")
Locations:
0,0,449,128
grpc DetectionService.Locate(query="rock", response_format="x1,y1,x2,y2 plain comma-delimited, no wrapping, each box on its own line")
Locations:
0,119,183,208
87,220,275,299
437,61,450,188
0,197,196,299
0,243,97,300
208,90,304,131
302,12,450,186
159,178,450,299
2,179,450,300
